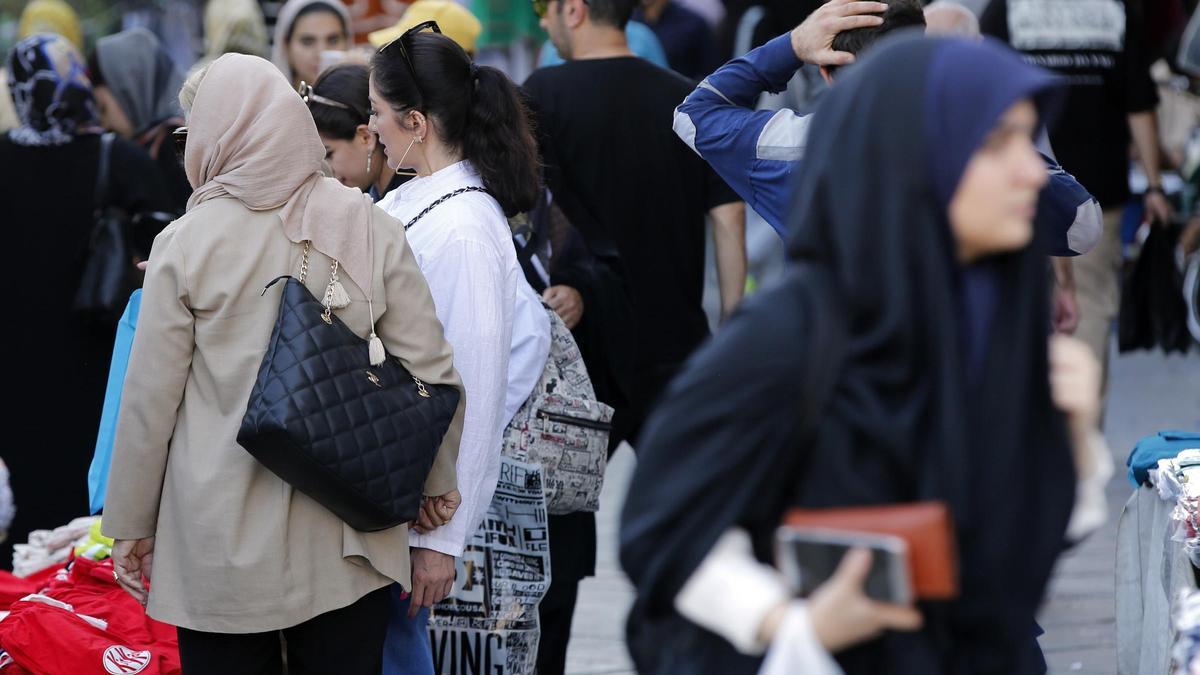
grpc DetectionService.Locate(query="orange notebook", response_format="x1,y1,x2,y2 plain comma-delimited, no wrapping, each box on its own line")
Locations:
782,501,959,600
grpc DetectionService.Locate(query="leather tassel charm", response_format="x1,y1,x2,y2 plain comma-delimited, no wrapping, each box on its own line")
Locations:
324,280,351,309
368,333,385,366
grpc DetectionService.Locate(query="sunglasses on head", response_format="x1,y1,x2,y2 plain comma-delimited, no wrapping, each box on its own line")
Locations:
297,81,350,110
379,20,442,104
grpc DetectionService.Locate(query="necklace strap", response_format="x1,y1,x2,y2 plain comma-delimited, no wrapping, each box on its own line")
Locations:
404,186,489,231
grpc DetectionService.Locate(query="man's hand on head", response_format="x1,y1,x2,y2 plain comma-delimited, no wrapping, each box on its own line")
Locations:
791,0,887,66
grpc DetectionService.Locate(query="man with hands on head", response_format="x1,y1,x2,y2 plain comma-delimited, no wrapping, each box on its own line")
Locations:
673,0,1103,262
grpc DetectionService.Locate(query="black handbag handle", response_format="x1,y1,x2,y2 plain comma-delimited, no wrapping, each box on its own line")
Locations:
94,132,114,217
260,275,291,296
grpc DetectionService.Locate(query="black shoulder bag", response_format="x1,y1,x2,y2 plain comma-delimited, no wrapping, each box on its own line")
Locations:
238,242,461,531
75,133,135,318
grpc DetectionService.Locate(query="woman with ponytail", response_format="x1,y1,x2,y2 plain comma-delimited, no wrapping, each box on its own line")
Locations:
370,24,552,673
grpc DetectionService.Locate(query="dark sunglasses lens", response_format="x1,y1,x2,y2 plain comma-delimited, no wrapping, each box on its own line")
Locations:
173,127,187,160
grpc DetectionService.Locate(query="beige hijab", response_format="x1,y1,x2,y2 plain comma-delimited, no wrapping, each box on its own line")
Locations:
184,53,375,301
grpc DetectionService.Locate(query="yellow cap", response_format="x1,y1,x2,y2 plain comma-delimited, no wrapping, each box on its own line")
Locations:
18,0,83,51
368,0,483,55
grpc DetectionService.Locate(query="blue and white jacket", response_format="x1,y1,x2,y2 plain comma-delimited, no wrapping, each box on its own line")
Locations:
672,34,1103,256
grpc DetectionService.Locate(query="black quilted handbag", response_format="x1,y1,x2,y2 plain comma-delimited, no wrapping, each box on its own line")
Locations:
238,243,460,531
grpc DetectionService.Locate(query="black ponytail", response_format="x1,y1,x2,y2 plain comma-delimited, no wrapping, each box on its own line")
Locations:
371,32,540,216
462,65,540,216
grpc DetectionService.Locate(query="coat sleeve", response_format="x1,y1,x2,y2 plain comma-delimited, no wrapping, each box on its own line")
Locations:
375,226,464,499
673,33,810,234
102,226,194,540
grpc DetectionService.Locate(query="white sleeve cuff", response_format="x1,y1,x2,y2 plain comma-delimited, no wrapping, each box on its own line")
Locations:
674,528,793,655
409,529,465,558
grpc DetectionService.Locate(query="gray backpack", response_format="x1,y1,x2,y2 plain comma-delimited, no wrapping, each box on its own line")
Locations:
502,305,614,514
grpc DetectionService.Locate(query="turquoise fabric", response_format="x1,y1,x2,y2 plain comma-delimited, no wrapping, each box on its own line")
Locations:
88,290,142,514
1127,430,1200,487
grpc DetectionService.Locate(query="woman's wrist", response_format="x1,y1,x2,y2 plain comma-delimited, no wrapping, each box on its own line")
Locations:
756,600,792,646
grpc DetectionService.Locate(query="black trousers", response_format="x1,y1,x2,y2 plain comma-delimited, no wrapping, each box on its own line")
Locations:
609,364,679,452
177,586,390,675
536,576,581,675
536,511,596,674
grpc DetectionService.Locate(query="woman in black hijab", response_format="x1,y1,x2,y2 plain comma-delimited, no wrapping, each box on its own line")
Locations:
620,34,1087,675
1,33,170,567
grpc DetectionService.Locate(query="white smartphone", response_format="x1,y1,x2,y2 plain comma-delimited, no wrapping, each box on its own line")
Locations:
774,526,913,605
319,50,350,76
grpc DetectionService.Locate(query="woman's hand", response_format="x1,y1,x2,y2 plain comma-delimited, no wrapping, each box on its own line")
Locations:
112,537,156,607
413,489,461,534
543,285,584,329
806,548,923,652
409,547,456,617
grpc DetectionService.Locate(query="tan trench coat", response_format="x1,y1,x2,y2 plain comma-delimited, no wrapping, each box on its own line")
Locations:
102,197,465,633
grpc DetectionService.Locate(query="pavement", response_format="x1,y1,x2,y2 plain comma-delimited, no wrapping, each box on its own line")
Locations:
562,346,1200,675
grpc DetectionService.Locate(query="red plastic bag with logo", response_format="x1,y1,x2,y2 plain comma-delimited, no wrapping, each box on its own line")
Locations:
0,557,180,674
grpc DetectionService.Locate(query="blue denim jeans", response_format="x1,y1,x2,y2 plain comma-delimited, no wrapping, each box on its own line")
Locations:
383,584,434,675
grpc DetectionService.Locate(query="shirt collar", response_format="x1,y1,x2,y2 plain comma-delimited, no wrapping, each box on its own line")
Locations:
394,160,483,207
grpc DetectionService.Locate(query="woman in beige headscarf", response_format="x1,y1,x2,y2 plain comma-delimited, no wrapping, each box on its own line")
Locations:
102,54,465,674
271,0,353,88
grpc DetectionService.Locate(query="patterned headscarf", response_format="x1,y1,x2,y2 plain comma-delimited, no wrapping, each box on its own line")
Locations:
7,33,102,147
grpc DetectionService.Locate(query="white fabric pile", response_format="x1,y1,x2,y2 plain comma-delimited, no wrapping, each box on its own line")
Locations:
12,517,98,578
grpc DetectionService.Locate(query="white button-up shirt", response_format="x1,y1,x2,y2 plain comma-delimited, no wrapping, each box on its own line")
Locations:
378,160,550,556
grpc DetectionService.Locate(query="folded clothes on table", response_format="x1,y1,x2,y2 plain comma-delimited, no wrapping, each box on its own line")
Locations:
11,517,97,578
1127,430,1200,487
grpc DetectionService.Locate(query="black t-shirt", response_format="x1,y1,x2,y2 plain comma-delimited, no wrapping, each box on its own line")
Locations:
524,57,738,372
982,0,1159,208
